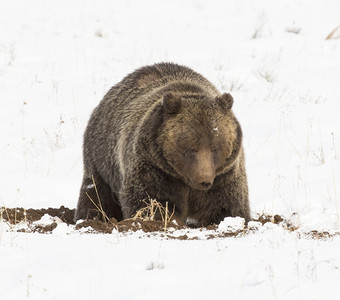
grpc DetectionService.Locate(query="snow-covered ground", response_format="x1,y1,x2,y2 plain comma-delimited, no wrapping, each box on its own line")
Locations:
1,0,340,299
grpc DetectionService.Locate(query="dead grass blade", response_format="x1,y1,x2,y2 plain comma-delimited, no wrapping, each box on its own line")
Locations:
326,25,340,40
85,176,115,227
132,196,175,232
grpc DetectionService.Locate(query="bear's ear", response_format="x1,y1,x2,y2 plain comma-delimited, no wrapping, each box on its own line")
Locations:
162,92,181,114
216,93,233,111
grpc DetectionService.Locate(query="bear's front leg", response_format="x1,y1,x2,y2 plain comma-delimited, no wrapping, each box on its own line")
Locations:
119,168,189,222
75,172,124,222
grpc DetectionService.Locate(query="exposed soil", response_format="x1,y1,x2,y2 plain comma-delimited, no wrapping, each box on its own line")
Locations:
0,206,338,239
1,206,75,225
74,218,184,234
256,213,283,225
0,206,186,234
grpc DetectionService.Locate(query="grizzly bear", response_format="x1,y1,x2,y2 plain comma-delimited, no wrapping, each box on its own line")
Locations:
75,62,250,226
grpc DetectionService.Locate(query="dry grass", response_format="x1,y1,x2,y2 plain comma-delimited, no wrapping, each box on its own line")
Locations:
85,175,115,226
0,206,26,228
331,132,338,159
257,67,276,83
1,207,10,224
326,25,340,40
252,23,265,39
132,196,175,232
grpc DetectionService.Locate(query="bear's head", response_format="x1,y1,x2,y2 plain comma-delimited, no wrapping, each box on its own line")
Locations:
159,92,242,191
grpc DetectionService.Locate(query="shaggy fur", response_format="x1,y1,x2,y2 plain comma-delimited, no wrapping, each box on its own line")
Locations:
75,62,250,226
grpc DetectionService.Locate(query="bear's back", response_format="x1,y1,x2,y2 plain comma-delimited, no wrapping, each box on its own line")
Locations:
104,63,219,105
94,63,220,132
133,63,219,96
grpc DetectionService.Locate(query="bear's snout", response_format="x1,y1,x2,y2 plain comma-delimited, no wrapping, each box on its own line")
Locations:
193,171,214,190
191,149,215,190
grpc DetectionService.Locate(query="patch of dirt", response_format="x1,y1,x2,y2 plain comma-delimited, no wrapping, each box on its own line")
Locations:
1,206,75,225
256,213,283,225
303,230,337,240
75,217,185,234
32,223,59,234
1,207,338,239
75,219,116,234
0,206,186,234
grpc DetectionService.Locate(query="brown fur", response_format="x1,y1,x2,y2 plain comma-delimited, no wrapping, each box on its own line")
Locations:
75,62,250,226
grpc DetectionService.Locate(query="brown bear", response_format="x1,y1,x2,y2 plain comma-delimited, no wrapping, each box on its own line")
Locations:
74,62,250,226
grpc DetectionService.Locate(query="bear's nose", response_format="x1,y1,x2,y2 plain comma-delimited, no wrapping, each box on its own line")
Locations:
195,172,214,190
199,181,212,189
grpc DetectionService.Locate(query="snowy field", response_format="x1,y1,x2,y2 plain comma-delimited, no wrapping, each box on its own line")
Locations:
1,0,340,299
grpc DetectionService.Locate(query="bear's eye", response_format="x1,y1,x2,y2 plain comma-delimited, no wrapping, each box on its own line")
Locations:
212,145,219,153
212,146,220,163
185,149,197,157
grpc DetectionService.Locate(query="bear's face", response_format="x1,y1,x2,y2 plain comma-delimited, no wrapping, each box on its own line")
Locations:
159,93,238,190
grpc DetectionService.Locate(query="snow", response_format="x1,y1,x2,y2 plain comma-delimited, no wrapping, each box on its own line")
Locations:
1,0,340,299
33,214,62,226
86,183,95,189
218,216,245,232
1,223,340,299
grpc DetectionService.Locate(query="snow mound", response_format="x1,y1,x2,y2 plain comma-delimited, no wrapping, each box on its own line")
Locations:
218,217,245,232
33,214,63,226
